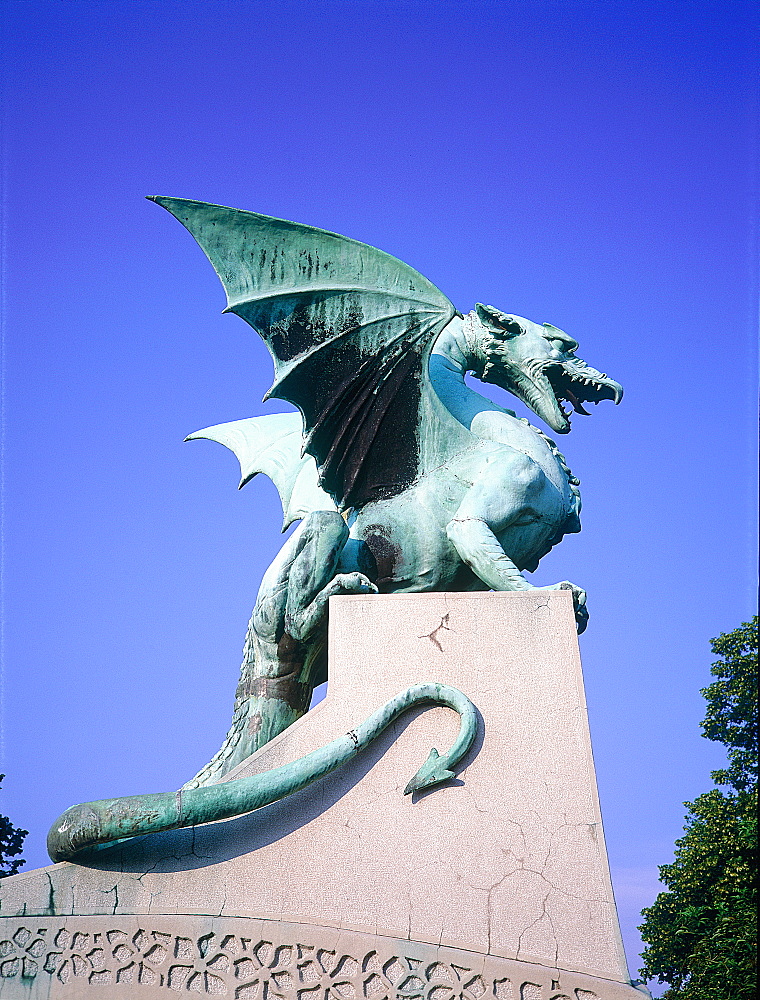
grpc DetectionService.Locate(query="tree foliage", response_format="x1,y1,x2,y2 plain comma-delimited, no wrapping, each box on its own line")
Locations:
0,774,28,879
638,617,757,999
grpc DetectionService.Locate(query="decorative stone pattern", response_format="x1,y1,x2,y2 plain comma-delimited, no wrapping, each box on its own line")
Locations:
0,921,606,999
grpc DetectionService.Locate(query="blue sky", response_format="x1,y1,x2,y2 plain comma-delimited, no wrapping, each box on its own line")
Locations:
1,0,757,989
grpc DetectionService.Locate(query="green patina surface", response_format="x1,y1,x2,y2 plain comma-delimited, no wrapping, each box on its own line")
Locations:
47,202,622,861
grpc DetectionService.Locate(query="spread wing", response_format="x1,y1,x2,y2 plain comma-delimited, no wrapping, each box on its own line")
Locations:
186,413,336,531
150,197,457,509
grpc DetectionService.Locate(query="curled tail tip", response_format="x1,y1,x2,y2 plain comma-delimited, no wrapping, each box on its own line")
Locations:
403,748,455,796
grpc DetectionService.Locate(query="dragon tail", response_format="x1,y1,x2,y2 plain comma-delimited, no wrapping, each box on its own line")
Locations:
47,684,477,863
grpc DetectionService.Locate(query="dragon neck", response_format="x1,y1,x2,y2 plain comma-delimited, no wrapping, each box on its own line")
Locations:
428,316,581,508
428,315,513,429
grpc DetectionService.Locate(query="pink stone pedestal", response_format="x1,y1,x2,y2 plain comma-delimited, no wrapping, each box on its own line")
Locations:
0,592,649,1000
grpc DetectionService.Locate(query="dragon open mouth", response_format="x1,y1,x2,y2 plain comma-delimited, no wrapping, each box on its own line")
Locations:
544,361,623,420
468,309,624,436
503,357,623,434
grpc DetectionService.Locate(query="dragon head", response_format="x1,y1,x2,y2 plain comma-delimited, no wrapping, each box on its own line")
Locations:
466,303,623,434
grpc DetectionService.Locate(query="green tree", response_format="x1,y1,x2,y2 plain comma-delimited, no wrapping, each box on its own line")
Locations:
639,617,757,999
0,774,28,878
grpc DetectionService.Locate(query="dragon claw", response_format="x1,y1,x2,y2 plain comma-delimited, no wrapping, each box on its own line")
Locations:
334,572,378,595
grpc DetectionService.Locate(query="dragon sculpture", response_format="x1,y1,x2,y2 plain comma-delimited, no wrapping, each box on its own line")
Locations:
47,200,622,862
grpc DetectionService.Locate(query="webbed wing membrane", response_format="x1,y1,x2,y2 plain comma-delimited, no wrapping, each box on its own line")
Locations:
186,413,336,531
150,197,457,509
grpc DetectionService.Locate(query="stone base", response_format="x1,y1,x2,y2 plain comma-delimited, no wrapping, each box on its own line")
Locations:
0,592,648,999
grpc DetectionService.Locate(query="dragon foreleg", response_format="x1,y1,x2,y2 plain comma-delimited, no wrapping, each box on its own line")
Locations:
47,683,477,863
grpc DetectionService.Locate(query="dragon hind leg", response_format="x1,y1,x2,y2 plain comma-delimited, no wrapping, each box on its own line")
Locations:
185,511,375,789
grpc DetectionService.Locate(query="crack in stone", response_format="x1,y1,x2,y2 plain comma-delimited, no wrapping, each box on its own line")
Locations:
146,888,163,914
515,890,553,961
189,825,214,860
45,872,56,916
479,812,613,958
547,907,560,970
341,785,397,834
459,784,493,818
126,830,214,884
486,869,518,954
539,821,610,903
418,613,452,651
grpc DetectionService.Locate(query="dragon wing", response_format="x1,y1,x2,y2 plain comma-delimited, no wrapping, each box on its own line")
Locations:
150,197,457,509
186,413,336,531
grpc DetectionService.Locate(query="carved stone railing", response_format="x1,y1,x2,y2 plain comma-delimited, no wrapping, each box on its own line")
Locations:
0,916,643,999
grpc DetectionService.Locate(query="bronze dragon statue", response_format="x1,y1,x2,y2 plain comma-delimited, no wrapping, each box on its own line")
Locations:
48,200,622,861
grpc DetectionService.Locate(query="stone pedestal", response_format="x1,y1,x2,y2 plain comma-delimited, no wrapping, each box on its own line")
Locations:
0,592,648,999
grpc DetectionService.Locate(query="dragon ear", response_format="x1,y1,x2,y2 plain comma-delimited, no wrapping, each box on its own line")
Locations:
475,303,523,337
